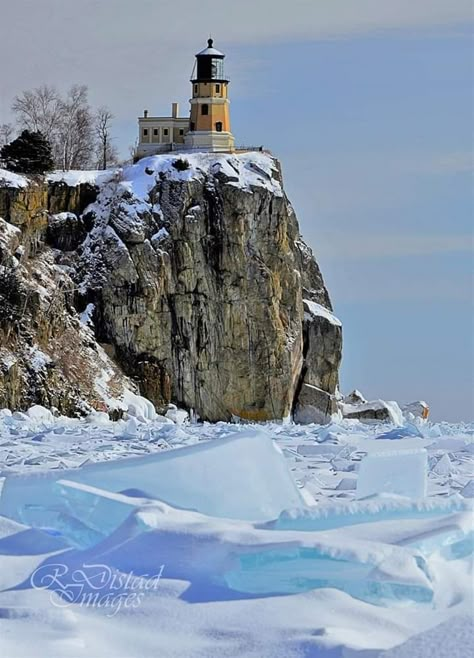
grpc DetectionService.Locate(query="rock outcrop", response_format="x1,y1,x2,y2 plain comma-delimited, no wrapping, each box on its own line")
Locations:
293,383,339,425
0,153,342,420
0,173,133,414
341,399,403,425
293,299,343,423
402,401,430,420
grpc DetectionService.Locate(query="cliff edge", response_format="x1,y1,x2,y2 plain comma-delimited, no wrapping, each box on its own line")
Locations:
0,152,342,421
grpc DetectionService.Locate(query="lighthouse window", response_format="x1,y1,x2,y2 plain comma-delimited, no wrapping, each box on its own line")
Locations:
201,104,209,115
215,84,220,93
163,128,169,136
211,58,224,79
153,129,158,136
143,129,148,137
194,84,198,94
215,122,223,132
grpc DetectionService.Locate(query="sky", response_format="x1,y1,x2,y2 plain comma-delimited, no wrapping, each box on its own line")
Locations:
0,1,472,421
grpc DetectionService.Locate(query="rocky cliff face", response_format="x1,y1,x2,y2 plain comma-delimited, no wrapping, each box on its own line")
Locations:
0,154,342,420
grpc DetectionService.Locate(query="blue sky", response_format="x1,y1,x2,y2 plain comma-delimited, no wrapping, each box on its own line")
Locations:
1,2,472,420
228,29,473,421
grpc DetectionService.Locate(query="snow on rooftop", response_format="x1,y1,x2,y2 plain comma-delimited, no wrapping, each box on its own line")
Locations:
196,39,225,57
196,46,225,56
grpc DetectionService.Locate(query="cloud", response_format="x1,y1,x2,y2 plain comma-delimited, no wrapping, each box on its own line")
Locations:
0,1,471,123
2,1,471,52
216,1,473,42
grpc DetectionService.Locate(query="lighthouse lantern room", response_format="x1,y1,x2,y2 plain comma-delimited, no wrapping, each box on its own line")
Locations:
185,39,235,152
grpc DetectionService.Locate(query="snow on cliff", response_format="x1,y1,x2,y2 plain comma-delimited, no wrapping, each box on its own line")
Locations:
41,152,283,198
304,298,342,327
0,167,28,188
1,150,334,420
47,169,114,186
2,152,282,196
125,152,283,198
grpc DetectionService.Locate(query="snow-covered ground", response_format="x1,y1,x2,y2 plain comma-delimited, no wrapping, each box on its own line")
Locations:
0,408,472,657
45,151,283,198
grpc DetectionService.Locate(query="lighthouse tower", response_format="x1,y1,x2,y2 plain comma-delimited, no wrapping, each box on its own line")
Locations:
185,39,235,152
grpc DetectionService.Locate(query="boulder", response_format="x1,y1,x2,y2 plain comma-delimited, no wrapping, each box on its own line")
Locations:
47,212,86,251
294,383,339,425
402,400,430,420
299,299,342,394
343,389,367,405
341,399,403,425
109,202,147,244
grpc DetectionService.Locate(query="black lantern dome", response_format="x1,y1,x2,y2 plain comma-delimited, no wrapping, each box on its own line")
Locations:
192,39,228,83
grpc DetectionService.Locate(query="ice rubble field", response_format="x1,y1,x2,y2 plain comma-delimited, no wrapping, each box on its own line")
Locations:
0,406,472,658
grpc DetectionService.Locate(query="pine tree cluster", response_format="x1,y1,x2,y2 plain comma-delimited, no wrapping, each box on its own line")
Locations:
1,130,54,174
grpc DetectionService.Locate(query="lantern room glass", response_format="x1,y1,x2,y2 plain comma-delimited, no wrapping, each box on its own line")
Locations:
211,58,224,79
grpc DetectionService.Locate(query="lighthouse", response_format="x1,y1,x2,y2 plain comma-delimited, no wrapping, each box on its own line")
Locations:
136,39,235,159
185,39,235,152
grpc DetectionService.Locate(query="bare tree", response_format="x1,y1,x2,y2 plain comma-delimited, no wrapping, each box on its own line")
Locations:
126,139,139,165
11,84,117,171
94,107,117,169
0,124,14,148
12,85,61,141
56,85,94,170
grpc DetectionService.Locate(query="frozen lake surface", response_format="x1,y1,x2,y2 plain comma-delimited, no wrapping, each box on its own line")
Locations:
0,408,472,657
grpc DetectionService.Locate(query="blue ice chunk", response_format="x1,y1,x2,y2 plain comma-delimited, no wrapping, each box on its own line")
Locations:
53,479,152,543
375,424,423,440
439,531,474,560
356,449,427,499
0,430,305,523
273,496,470,531
405,527,474,558
461,480,474,498
296,444,344,457
19,503,105,549
224,546,433,604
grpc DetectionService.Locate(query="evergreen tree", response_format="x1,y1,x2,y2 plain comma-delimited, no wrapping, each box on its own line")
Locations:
0,130,54,174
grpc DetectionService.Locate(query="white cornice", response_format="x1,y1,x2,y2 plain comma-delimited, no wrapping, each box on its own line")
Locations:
189,98,230,105
138,117,189,123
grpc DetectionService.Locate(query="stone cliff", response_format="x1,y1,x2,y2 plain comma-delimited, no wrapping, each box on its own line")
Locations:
0,153,342,421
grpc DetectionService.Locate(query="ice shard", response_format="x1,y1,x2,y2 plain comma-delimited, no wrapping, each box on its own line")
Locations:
0,430,305,523
356,449,427,499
